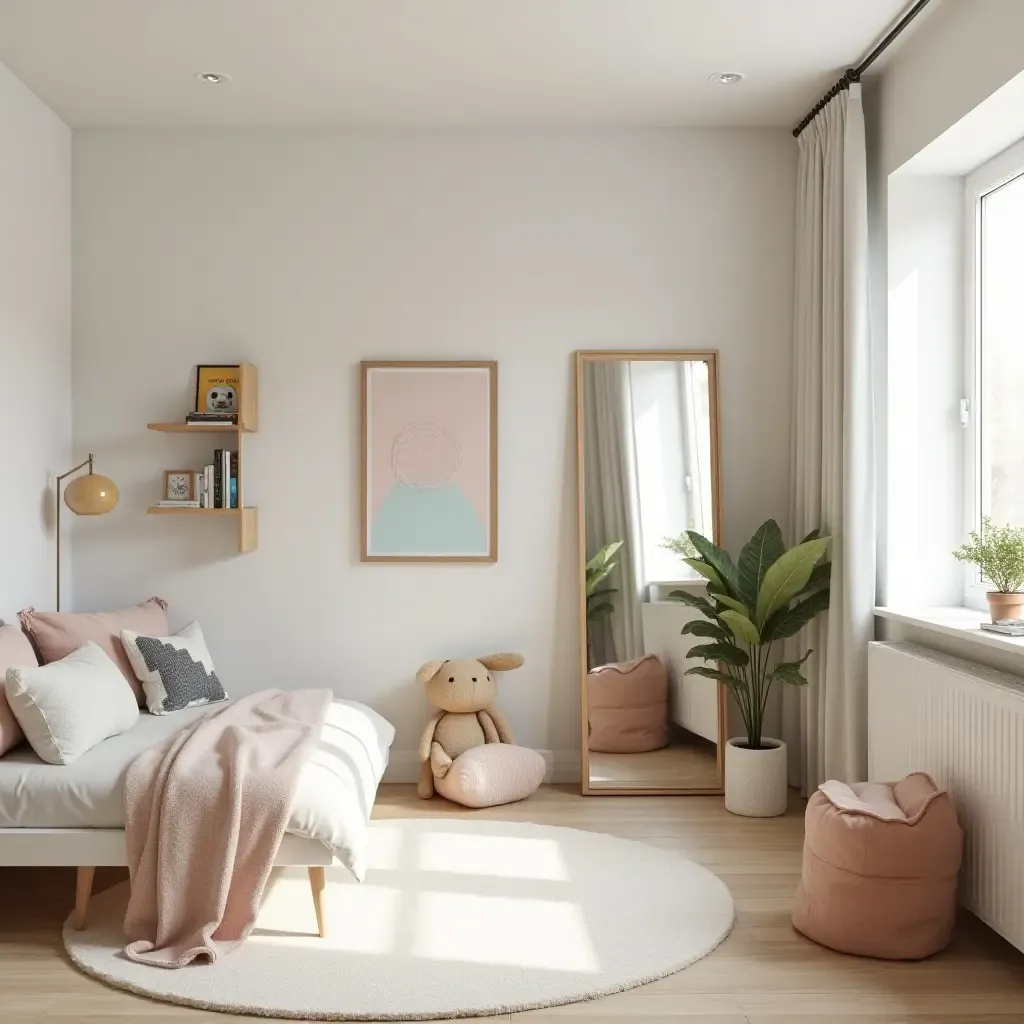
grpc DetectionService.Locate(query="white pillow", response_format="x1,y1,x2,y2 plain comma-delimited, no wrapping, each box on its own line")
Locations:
120,621,227,715
6,641,139,765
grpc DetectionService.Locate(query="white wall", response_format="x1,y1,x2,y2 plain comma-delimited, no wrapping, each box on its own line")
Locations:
0,60,71,618
71,129,796,774
880,0,1024,175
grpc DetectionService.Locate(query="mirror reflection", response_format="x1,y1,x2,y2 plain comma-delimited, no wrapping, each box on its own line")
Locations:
579,352,724,793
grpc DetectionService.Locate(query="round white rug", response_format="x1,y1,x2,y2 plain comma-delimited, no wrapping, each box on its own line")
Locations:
64,817,734,1020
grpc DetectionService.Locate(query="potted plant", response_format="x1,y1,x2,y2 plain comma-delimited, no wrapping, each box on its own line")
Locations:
669,519,831,817
953,517,1024,622
585,541,623,669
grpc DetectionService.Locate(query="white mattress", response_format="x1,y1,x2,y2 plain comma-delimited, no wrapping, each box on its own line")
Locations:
0,698,394,880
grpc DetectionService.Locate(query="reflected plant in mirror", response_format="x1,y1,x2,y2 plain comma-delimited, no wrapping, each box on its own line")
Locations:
670,519,831,750
585,541,623,669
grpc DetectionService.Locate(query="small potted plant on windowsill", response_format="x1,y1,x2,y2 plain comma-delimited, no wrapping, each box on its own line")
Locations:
953,517,1024,622
669,519,831,817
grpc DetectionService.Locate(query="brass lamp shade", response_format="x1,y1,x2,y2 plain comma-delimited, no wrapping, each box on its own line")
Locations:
64,472,119,515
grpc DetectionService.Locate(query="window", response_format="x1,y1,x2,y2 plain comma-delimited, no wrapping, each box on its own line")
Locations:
628,360,713,585
965,138,1024,604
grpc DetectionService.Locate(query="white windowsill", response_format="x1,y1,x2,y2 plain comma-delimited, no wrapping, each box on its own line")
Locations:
875,606,1024,658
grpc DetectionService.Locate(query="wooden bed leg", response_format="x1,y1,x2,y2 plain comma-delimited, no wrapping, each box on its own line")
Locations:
74,866,96,931
307,866,327,938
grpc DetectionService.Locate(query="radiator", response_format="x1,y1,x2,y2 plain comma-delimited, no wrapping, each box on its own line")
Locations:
868,641,1024,953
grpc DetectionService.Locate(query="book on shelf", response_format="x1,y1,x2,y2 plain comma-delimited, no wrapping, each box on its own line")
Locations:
156,500,200,508
213,448,224,508
185,412,237,425
222,449,231,508
980,620,1024,636
229,450,238,509
204,464,213,508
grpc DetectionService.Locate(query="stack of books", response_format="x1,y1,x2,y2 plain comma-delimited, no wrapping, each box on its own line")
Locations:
155,499,200,508
196,448,239,508
980,619,1024,636
186,411,238,426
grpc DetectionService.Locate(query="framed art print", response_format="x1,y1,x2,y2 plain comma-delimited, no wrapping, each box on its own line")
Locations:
361,361,497,562
195,365,241,415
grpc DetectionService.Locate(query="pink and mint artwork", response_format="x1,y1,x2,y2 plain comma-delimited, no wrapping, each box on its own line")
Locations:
362,362,497,561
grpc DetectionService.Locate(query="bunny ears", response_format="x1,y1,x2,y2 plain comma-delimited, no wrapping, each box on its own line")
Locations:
415,652,525,684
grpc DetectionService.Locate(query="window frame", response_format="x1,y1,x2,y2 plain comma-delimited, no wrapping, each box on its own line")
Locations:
963,138,1024,609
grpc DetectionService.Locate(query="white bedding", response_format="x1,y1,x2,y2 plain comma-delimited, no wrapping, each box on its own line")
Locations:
0,698,394,880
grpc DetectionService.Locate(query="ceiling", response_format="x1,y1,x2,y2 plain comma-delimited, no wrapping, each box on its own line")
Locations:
0,0,913,128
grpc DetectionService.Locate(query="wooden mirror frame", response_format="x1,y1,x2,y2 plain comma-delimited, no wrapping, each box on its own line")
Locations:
575,350,727,796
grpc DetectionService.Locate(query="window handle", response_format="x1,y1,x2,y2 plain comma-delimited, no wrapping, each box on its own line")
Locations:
960,398,971,428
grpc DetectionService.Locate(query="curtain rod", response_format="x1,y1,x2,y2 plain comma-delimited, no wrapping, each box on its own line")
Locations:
792,0,933,138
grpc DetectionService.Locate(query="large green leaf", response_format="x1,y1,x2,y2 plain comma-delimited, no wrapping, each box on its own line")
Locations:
680,620,732,641
682,558,724,590
687,642,749,666
668,589,720,621
586,602,614,620
761,586,830,643
720,609,761,645
686,531,740,598
712,593,749,616
794,561,831,598
800,528,821,544
755,537,830,628
737,519,785,612
683,665,744,689
770,652,812,686
585,540,622,572
588,586,617,599
585,565,614,595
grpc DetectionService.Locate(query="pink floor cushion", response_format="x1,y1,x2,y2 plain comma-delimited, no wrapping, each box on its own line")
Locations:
792,772,963,959
434,743,546,809
586,654,669,753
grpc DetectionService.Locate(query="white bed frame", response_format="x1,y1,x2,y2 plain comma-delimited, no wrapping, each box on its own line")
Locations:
0,828,334,936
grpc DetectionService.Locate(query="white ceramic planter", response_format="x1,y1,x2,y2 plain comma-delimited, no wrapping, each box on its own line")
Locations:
724,737,788,817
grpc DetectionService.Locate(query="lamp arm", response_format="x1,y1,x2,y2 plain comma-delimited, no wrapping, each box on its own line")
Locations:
57,454,95,482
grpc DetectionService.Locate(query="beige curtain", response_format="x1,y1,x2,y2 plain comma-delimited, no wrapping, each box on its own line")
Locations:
582,361,644,668
784,83,875,793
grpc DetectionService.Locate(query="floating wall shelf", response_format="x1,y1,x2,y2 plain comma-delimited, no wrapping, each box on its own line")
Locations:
147,363,259,554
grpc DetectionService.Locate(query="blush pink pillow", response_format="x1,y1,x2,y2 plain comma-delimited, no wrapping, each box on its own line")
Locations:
19,599,168,706
0,624,39,755
434,744,546,808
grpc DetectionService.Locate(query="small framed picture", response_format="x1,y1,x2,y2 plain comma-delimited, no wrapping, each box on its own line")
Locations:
163,469,194,502
195,365,241,415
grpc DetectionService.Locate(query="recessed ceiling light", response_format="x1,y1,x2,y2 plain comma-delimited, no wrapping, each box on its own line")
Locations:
195,72,230,84
709,72,745,86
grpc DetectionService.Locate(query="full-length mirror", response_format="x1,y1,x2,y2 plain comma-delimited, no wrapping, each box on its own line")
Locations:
577,351,725,794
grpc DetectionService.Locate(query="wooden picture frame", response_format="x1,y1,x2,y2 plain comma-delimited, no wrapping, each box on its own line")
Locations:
361,361,498,562
163,469,194,502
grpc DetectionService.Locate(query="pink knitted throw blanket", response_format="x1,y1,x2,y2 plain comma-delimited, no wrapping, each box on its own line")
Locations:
123,688,331,968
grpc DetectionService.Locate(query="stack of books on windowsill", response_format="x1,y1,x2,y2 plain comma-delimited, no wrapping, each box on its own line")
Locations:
195,448,238,509
186,411,238,426
979,619,1024,636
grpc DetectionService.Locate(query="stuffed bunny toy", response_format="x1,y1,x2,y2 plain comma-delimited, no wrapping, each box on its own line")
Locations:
416,652,525,799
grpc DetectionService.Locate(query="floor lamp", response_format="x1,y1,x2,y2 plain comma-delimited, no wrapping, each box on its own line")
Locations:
56,454,118,611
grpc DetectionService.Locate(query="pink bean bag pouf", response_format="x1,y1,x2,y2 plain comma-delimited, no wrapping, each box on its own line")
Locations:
586,654,669,753
792,772,963,959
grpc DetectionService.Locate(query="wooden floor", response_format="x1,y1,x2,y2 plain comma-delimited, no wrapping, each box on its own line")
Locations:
3,784,1024,1023
588,739,720,789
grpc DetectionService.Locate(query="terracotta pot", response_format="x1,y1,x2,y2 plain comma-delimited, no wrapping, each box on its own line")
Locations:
724,737,788,817
986,591,1024,623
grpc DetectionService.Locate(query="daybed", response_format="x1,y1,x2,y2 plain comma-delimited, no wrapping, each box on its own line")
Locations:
0,697,394,936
